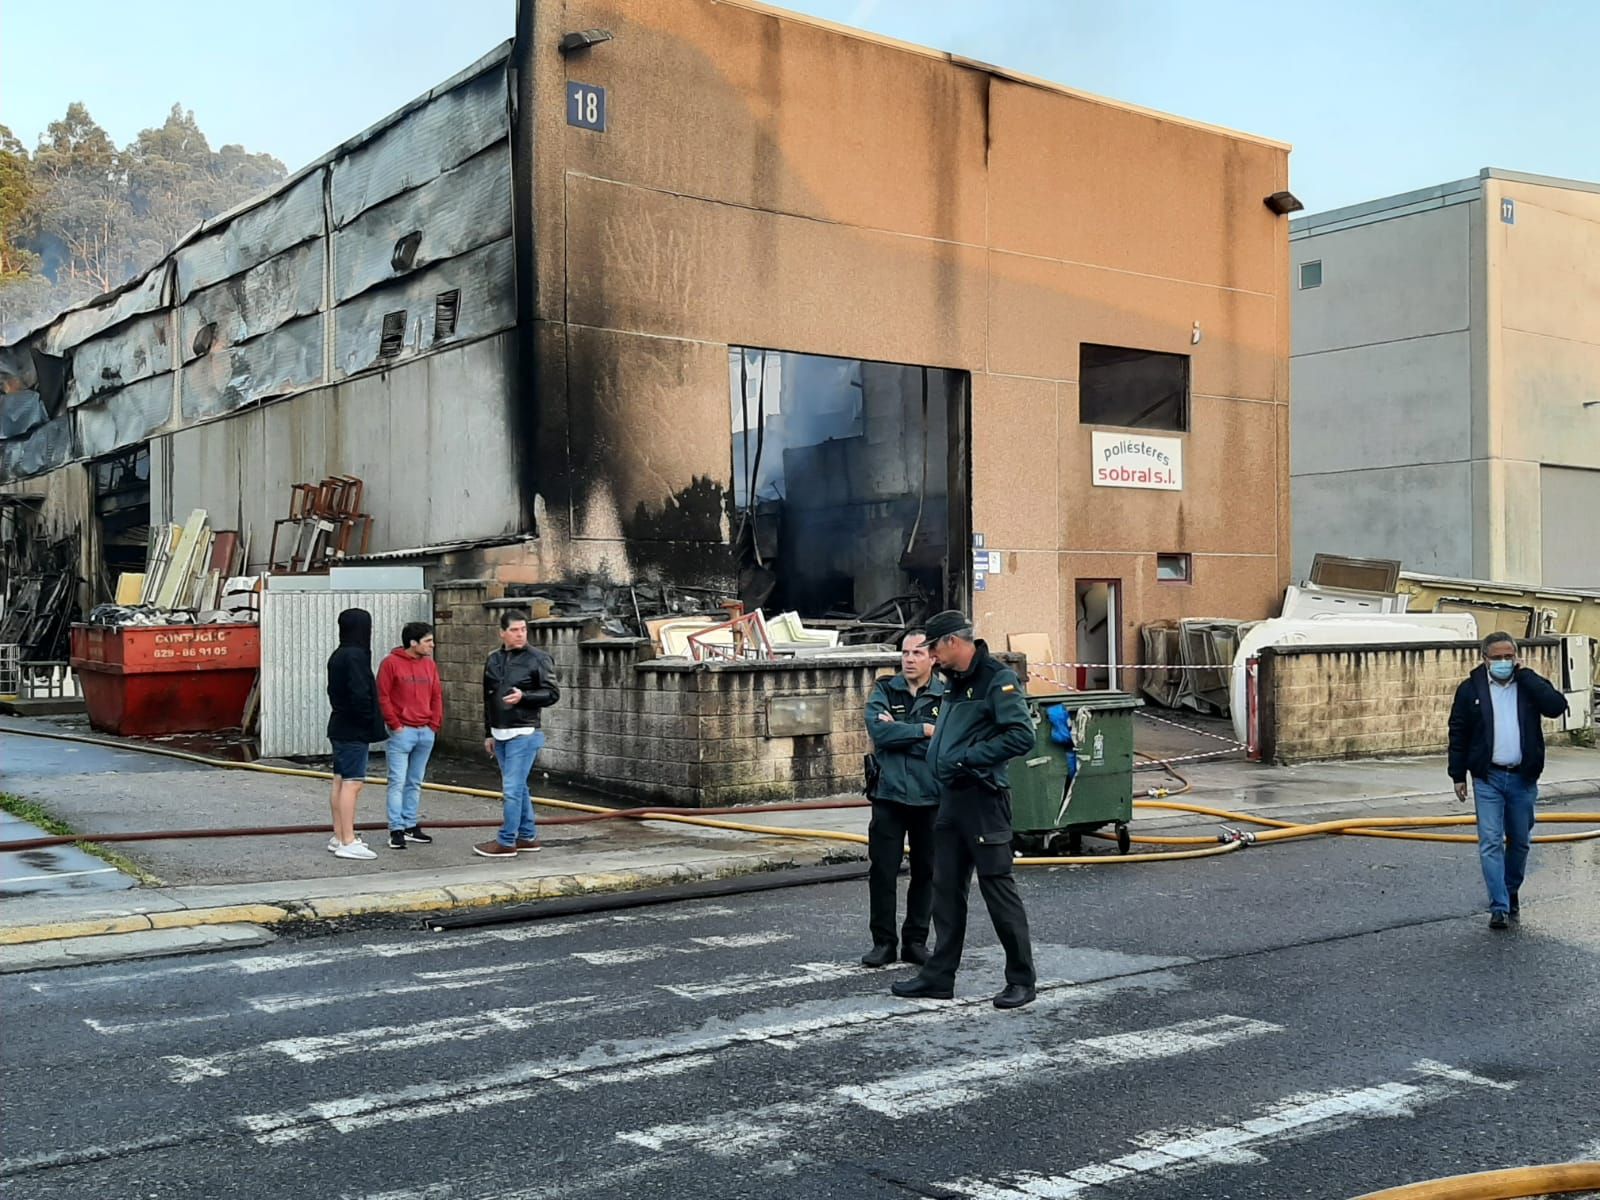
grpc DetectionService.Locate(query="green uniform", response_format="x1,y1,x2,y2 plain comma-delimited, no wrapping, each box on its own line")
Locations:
863,672,944,956
920,640,1036,991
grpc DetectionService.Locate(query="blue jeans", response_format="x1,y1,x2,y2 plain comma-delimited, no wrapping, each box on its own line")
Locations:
493,731,545,847
385,727,436,831
1473,767,1537,913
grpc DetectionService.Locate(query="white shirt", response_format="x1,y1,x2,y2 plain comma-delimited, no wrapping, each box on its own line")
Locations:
1488,678,1521,768
491,726,541,741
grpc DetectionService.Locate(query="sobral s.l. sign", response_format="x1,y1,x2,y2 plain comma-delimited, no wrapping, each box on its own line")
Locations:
1091,431,1183,491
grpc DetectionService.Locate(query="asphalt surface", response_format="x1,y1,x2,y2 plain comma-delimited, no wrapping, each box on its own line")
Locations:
4,809,1599,1200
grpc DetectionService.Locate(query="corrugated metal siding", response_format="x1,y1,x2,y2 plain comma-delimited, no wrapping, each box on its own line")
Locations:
181,313,325,421
174,172,327,302
329,70,508,229
76,374,173,458
259,590,433,758
40,263,174,355
180,239,326,363
67,313,175,407
332,146,512,304
333,237,514,378
0,414,73,479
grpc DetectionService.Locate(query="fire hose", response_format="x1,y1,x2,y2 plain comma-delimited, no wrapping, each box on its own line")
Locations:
4,725,1600,863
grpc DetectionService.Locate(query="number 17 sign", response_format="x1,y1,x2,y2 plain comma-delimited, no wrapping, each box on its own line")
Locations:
567,82,607,132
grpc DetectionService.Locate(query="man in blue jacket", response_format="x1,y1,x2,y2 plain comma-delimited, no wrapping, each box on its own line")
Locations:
861,629,945,968
892,610,1038,1009
1447,632,1569,930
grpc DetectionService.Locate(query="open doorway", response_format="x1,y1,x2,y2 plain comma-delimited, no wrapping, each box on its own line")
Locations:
90,444,150,602
728,348,969,628
1075,579,1121,690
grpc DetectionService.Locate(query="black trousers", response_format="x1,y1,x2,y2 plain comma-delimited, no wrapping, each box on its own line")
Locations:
921,822,1036,989
867,800,937,950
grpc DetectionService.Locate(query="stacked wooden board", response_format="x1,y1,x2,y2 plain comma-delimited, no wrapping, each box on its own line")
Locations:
133,510,247,613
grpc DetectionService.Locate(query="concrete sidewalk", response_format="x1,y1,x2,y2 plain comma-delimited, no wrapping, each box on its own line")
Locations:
2,715,1596,962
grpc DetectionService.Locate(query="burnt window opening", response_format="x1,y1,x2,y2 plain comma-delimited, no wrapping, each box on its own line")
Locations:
1079,343,1190,432
729,348,968,624
91,444,151,597
192,322,217,357
433,289,461,342
1156,552,1191,583
378,310,407,361
391,231,423,273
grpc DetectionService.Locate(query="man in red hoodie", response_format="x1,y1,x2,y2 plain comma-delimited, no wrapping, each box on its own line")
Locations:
378,622,444,851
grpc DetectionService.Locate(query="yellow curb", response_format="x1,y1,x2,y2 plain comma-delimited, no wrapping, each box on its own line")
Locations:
443,882,537,908
0,915,154,945
300,889,458,920
146,905,289,931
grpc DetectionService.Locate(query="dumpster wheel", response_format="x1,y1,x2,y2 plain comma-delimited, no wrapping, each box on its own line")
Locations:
1115,822,1132,855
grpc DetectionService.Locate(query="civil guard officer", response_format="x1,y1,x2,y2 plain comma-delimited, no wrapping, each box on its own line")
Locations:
860,628,945,968
891,610,1038,1009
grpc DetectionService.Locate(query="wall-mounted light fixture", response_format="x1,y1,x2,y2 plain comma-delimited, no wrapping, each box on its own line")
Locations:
559,29,613,54
1264,190,1304,216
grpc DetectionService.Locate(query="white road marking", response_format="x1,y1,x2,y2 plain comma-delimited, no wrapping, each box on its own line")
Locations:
657,961,869,999
83,1012,234,1035
619,1013,1281,1154
36,904,743,992
839,1015,1282,1118
572,931,792,964
937,1061,1517,1197
162,998,604,1083
1,866,119,883
236,978,1121,1145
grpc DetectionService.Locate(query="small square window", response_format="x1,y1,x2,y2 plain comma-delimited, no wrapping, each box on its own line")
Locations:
1299,260,1322,290
1157,553,1191,583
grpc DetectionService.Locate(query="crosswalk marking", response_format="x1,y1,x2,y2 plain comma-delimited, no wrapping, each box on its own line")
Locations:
618,1013,1281,1154
32,904,746,992
937,1061,1517,1197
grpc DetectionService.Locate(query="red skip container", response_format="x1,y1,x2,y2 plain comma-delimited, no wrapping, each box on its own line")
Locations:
70,623,261,736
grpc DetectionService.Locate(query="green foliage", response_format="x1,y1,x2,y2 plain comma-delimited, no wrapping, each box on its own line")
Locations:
0,103,286,340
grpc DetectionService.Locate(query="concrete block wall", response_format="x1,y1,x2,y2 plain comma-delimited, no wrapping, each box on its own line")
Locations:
429,584,897,805
1259,640,1564,764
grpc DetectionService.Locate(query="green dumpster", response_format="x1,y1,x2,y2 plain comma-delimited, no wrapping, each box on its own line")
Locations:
1009,691,1142,855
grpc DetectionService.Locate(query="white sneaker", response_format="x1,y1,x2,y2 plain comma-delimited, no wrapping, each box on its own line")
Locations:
334,840,377,860
327,835,365,853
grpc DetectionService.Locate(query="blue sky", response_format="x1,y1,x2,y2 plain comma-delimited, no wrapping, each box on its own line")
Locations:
2,0,1595,215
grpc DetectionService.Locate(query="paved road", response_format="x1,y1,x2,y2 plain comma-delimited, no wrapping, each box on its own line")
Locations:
3,819,1598,1199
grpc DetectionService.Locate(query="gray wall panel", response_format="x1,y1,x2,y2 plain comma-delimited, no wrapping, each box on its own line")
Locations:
332,145,513,303
1541,465,1600,588
67,314,175,407
174,172,328,300
1292,463,1474,580
180,239,326,363
181,314,325,422
76,373,173,458
329,70,508,228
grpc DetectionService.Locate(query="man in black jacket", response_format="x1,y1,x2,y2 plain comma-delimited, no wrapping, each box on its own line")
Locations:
473,610,561,859
892,610,1038,1009
1448,632,1569,929
326,608,387,861
861,629,945,968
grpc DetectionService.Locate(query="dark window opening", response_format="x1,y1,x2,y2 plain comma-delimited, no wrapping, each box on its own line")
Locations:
1156,552,1191,583
729,348,968,624
378,311,407,361
433,289,461,342
192,321,217,357
391,231,423,273
91,444,151,599
1299,260,1323,290
1079,343,1190,432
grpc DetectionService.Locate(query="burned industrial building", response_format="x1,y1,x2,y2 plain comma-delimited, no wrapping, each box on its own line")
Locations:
1,0,1294,797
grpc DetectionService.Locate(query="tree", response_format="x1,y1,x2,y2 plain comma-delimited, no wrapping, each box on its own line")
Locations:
0,102,287,340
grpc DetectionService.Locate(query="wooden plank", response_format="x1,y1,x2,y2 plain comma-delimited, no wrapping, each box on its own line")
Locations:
154,510,209,609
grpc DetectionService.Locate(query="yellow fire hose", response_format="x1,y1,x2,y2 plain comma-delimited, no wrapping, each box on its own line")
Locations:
5,725,1600,865
1351,1161,1600,1199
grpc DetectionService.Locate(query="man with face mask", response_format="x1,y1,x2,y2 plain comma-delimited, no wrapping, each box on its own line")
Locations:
1448,632,1569,930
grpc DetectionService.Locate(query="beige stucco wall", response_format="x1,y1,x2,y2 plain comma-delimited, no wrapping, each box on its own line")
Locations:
524,0,1292,664
1481,176,1600,586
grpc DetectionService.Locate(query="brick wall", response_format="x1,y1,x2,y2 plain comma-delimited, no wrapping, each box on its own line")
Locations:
1258,640,1565,764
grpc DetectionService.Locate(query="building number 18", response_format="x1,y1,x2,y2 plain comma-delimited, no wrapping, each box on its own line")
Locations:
567,84,606,131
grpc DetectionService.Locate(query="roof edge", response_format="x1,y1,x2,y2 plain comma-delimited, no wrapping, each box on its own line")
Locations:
1480,166,1600,196
714,0,1290,152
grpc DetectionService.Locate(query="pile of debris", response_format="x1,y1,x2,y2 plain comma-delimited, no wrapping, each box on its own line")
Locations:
0,533,79,663
1138,619,1250,714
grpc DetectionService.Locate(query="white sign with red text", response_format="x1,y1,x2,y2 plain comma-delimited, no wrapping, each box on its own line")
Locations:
1091,431,1183,491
